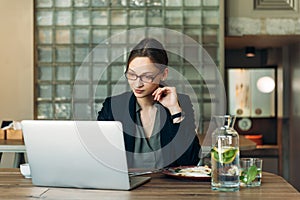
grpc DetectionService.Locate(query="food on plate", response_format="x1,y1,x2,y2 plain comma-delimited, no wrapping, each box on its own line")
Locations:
172,165,211,177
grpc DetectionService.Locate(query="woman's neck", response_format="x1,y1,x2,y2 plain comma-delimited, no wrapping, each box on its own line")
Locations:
136,96,157,139
136,96,155,109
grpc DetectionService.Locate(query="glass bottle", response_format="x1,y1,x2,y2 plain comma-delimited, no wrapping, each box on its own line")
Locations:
211,115,240,191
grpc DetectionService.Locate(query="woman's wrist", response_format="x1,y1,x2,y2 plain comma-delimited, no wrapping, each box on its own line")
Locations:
168,103,182,115
171,112,182,120
171,111,185,123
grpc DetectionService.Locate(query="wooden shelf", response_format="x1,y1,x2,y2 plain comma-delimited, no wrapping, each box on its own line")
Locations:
241,145,279,158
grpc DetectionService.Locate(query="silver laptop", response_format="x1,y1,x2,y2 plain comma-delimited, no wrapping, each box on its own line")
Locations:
21,120,151,190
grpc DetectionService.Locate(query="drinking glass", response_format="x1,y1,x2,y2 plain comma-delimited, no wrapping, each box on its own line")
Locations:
240,158,263,187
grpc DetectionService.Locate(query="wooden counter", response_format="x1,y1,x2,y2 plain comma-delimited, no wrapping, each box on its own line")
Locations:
0,139,26,168
0,139,26,152
198,134,257,151
0,136,257,168
239,135,257,150
241,145,279,157
0,168,299,200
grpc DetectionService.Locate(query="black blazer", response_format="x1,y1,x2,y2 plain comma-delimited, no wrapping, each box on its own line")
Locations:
97,91,201,167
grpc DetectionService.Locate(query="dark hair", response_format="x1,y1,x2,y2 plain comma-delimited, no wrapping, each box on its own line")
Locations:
126,38,168,72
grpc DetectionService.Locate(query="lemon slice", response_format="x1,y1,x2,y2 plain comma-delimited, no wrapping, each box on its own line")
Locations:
211,147,238,164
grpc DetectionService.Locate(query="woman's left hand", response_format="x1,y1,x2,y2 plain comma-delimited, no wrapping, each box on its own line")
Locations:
152,87,182,115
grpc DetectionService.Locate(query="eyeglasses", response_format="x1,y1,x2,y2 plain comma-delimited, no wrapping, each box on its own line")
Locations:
124,70,163,83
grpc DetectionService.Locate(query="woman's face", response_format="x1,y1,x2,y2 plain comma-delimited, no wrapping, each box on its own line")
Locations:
127,56,167,99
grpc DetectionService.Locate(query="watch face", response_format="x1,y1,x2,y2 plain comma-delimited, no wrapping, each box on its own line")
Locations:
238,118,252,131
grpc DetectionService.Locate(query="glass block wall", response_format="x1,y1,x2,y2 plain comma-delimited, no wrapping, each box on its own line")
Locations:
35,0,223,134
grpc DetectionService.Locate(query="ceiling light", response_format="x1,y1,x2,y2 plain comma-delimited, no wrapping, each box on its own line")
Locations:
245,46,255,57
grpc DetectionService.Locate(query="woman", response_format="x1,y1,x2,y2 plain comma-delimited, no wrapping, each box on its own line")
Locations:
97,38,200,170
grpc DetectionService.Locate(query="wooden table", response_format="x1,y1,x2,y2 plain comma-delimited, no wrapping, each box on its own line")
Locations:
0,140,26,168
0,169,299,200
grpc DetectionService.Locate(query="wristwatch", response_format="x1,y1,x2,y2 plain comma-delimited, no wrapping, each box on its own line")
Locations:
171,111,185,123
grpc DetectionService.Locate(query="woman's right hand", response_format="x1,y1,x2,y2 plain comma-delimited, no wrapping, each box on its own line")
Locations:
152,86,182,115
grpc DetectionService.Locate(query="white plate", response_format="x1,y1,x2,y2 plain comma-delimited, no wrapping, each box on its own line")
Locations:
162,166,211,181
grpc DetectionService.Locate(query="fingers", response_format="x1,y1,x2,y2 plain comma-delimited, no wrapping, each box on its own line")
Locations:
152,87,176,101
152,87,167,101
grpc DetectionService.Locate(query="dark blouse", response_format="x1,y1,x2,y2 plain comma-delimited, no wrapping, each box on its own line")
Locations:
97,91,201,168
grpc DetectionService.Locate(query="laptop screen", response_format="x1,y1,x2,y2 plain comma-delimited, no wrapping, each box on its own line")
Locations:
21,120,140,190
